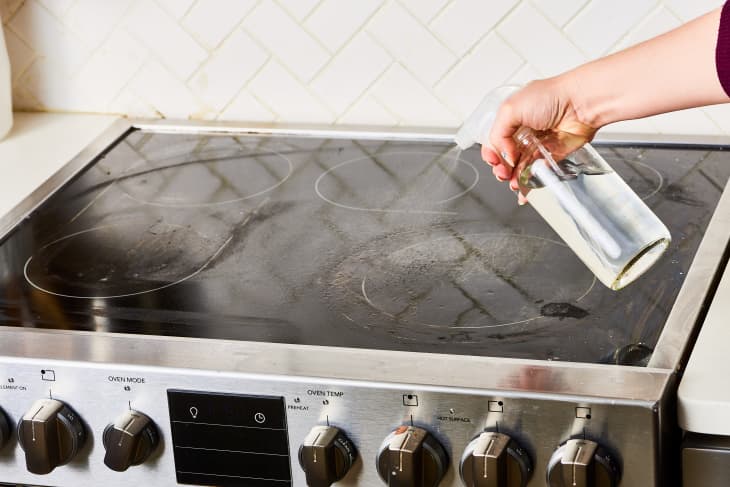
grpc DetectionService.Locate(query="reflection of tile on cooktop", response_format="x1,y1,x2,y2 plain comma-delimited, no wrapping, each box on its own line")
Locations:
315,149,478,214
694,150,730,191
598,147,664,200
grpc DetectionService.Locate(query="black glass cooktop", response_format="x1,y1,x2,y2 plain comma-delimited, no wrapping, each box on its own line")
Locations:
0,130,728,365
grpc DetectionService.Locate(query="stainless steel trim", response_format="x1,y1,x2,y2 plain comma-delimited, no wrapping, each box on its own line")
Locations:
130,119,459,143
593,131,730,147
649,179,730,369
0,118,133,242
0,328,671,403
131,118,730,147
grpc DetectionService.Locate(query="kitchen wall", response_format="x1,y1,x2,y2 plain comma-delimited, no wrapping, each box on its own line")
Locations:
0,0,728,135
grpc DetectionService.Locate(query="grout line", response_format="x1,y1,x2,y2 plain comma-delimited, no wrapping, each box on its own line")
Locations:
700,107,729,136
0,0,27,27
273,0,321,24
523,0,593,60
102,39,152,114
240,60,282,122
11,82,43,111
698,109,725,136
332,55,394,123
370,60,460,125
302,0,386,77
182,1,261,84
37,0,78,23
215,54,275,119
366,22,452,93
369,91,403,126
390,0,460,60
242,2,330,86
603,0,664,56
4,26,38,82
63,0,137,62
2,0,27,24
275,0,331,56
179,0,199,21
297,2,335,55
424,0,454,25
361,35,452,117
547,0,590,30
300,0,325,23
429,0,527,88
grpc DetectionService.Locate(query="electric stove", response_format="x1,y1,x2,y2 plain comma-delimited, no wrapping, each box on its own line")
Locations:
0,120,728,487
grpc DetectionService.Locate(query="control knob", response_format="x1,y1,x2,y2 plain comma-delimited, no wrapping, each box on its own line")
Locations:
460,432,532,487
103,410,160,472
0,406,9,449
17,399,86,474
546,439,620,487
298,425,357,486
376,425,449,487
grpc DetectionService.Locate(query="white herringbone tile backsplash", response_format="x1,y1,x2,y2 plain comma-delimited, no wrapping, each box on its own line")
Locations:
1,0,729,135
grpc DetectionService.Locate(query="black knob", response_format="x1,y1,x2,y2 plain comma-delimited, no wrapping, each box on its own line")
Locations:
376,425,449,487
103,410,159,472
0,407,9,449
298,425,357,486
460,432,532,487
17,399,86,474
546,439,620,487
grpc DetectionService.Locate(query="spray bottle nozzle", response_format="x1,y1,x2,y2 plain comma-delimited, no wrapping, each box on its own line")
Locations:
454,85,520,150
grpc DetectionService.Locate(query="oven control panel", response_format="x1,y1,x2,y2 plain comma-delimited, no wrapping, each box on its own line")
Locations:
0,358,653,486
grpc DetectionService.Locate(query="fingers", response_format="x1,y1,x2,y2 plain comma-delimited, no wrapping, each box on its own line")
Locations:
480,148,527,205
510,167,528,205
489,99,522,167
492,162,512,182
480,145,500,166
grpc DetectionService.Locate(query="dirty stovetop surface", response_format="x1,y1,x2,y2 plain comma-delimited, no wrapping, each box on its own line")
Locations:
0,130,728,365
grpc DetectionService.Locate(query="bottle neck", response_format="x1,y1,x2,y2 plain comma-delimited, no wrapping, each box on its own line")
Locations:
512,127,546,165
513,126,541,152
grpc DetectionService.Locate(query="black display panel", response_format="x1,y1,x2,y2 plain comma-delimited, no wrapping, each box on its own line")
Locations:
167,390,291,486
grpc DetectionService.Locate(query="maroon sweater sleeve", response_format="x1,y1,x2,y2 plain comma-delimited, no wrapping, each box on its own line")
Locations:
717,1,730,96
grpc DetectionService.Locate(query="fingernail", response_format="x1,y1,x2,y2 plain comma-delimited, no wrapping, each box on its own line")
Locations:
495,175,507,182
500,151,513,166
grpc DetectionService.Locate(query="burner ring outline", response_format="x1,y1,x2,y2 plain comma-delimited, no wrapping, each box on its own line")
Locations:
359,233,597,330
314,151,480,215
23,222,232,299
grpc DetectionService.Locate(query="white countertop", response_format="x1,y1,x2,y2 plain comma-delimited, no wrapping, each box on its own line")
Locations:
0,112,118,220
679,258,730,435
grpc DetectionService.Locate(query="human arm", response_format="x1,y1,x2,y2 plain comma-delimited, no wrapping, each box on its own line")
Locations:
484,5,730,190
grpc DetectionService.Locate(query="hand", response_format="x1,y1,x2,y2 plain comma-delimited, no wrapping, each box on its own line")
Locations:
480,77,599,201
